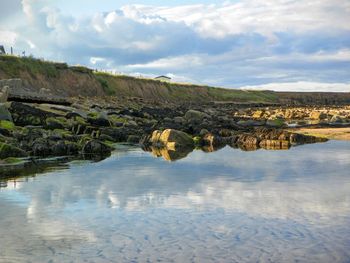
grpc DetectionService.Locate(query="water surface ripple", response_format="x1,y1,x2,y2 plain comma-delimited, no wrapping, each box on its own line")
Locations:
1,141,350,263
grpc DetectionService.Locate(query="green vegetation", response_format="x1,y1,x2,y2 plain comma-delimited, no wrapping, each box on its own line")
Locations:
0,55,280,104
0,55,59,78
0,120,16,130
69,65,92,74
96,75,116,95
0,142,26,159
3,157,23,164
193,136,201,146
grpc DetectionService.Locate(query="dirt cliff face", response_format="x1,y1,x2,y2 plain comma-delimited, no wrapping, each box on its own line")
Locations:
1,56,350,105
277,92,350,105
0,68,104,97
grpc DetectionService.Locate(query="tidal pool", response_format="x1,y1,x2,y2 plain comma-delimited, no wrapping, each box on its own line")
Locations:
0,141,350,263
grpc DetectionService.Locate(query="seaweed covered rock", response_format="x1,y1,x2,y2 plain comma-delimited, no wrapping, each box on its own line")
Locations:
0,103,12,121
184,110,209,124
82,140,113,155
0,142,27,159
9,102,59,126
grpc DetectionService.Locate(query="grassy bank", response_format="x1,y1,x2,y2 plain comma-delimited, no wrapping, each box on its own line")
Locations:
0,55,279,103
2,55,349,105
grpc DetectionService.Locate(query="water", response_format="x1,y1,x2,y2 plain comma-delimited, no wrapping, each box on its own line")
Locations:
1,141,350,263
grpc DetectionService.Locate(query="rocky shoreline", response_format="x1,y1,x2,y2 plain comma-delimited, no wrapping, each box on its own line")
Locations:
1,95,349,168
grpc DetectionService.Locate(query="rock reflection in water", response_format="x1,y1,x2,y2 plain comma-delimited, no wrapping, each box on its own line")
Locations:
144,141,291,161
143,145,194,161
0,141,350,262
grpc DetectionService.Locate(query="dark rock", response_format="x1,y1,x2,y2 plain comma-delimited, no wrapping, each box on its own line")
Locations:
0,103,12,121
9,102,59,126
127,135,140,143
82,140,113,155
0,142,27,159
52,141,79,156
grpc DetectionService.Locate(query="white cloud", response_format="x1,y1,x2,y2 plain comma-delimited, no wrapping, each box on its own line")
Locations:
133,0,350,39
240,81,350,92
0,30,18,46
0,0,349,91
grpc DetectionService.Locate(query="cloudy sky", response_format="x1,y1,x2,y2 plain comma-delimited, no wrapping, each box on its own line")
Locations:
1,0,350,91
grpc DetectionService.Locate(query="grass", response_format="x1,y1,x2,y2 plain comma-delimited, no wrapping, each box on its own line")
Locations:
0,55,59,78
96,75,116,96
0,55,279,104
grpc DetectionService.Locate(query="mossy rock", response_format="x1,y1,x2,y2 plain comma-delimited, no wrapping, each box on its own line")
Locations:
87,112,100,119
46,117,71,130
193,136,201,146
3,157,23,164
0,142,27,159
266,118,286,128
0,103,13,121
0,120,15,131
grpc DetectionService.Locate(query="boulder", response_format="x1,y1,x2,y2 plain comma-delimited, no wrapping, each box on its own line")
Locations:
266,118,286,128
184,110,209,124
31,138,54,156
330,115,343,123
52,141,79,156
0,142,27,159
259,139,290,150
0,103,12,121
237,134,259,147
82,140,113,155
146,129,194,149
237,119,265,127
0,86,9,103
9,102,59,126
310,111,327,120
127,135,140,143
252,110,264,119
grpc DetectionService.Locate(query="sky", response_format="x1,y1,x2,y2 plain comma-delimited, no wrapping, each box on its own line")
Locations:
0,0,350,91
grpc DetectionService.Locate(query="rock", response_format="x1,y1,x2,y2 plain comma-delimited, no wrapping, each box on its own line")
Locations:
184,110,209,124
237,120,266,127
174,117,185,124
330,115,343,123
0,142,27,159
125,120,138,128
0,103,12,121
199,129,209,136
9,102,59,126
45,117,66,130
66,109,88,119
127,135,140,143
146,129,194,149
259,139,290,150
52,141,79,156
252,110,264,119
237,134,259,147
310,111,327,120
82,140,113,155
146,145,193,161
31,138,54,156
266,118,286,128
100,127,128,142
0,86,9,103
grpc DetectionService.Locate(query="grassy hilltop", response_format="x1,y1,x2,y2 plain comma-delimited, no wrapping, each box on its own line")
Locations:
0,55,278,104
1,55,350,105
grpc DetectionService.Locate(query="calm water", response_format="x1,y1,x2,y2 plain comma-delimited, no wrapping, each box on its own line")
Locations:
1,141,350,263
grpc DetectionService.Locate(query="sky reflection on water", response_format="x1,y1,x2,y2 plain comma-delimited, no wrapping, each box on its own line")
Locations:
0,141,350,262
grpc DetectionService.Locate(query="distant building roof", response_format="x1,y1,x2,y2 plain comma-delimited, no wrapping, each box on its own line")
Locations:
155,75,171,80
0,45,5,55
